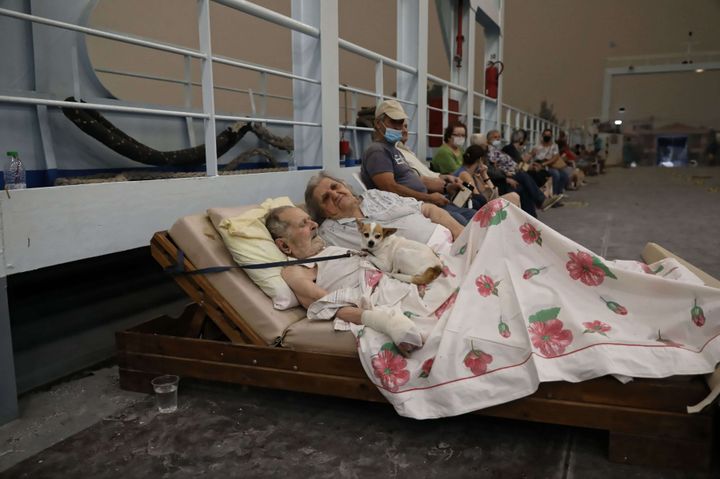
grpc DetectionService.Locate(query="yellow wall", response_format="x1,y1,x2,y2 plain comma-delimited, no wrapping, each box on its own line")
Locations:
87,0,720,129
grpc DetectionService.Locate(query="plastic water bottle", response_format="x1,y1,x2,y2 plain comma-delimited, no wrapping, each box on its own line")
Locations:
287,152,297,172
5,151,26,189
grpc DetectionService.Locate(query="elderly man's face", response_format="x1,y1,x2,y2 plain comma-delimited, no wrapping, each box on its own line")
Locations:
276,207,325,259
312,177,357,219
488,131,501,143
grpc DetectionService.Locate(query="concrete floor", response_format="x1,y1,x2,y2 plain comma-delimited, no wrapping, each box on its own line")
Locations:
1,166,719,478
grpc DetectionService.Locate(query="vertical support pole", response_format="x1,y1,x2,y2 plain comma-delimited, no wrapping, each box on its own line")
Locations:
601,69,612,122
197,0,218,176
479,97,485,133
0,275,17,425
292,0,322,169
483,0,504,131
442,85,449,131
397,0,428,159
183,55,197,147
259,72,268,118
464,1,475,131
375,60,384,105
319,0,340,172
504,108,511,141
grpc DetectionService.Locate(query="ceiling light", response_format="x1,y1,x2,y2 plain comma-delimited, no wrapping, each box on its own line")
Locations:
614,120,623,126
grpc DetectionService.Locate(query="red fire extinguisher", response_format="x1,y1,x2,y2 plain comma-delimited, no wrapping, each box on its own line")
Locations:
484,61,504,99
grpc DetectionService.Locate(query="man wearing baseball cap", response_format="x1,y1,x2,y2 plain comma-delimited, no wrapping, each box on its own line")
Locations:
360,99,476,225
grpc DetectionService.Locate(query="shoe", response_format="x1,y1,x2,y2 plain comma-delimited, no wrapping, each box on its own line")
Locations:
541,194,564,211
551,201,565,208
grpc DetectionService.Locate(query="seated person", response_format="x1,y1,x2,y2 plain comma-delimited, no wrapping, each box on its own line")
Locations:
431,122,467,174
453,145,520,209
361,100,475,225
531,128,571,195
305,172,464,252
394,126,473,206
486,130,557,216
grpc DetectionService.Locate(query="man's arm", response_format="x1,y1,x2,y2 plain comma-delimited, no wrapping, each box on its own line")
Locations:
421,202,464,240
281,265,363,325
372,172,449,206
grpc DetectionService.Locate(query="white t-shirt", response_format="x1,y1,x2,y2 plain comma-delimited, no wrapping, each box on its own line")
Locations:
533,143,559,161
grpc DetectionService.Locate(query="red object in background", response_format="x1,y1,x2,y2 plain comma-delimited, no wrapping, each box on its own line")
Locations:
428,97,460,147
339,138,351,156
484,61,504,99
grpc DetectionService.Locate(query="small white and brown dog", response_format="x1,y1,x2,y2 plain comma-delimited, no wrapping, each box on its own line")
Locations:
357,220,443,285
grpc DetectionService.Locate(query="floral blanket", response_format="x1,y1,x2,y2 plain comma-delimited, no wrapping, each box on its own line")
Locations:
352,199,720,419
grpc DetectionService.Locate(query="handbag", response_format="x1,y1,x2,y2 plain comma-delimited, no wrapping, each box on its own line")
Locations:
549,157,567,169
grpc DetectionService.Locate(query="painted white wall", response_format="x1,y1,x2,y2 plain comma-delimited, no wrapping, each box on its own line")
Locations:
0,167,357,275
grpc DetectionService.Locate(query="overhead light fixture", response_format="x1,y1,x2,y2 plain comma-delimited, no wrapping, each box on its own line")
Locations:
614,120,623,126
695,68,705,73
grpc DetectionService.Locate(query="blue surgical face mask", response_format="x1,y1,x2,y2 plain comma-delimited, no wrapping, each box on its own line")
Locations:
384,127,403,144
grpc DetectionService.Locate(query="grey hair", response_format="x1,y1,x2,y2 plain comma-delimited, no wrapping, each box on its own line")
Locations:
304,171,355,223
511,129,527,143
485,129,500,141
265,205,295,240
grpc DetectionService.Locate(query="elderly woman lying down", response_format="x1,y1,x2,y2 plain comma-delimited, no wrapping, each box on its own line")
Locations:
266,198,720,420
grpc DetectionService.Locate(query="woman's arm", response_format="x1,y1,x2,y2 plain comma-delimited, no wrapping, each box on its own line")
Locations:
421,203,464,240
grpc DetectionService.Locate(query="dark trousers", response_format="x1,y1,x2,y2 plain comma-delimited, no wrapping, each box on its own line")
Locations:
513,171,546,217
443,203,476,225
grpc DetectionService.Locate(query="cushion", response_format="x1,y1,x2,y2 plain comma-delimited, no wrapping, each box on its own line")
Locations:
208,198,299,310
168,213,306,344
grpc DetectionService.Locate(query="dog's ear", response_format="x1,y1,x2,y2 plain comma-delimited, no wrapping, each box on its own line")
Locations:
354,218,364,232
382,227,397,238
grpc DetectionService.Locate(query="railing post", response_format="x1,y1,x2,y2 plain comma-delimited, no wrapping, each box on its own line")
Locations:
397,0,427,159
319,0,340,172
375,59,384,105
197,0,218,177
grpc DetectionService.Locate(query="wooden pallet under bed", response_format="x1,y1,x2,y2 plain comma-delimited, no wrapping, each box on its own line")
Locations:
116,231,717,470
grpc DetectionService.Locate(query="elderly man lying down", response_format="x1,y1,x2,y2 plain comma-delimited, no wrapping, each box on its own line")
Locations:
266,200,720,420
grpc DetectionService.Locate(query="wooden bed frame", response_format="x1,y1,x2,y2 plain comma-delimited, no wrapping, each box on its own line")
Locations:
116,231,717,470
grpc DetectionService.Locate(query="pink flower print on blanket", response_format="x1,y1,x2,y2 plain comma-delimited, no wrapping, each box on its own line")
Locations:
566,251,617,286
582,320,611,336
472,199,507,227
691,299,706,327
434,288,460,319
364,269,383,289
640,262,664,275
519,223,543,246
463,343,494,376
600,297,628,315
522,267,546,280
476,275,500,297
372,343,410,392
527,307,574,357
498,317,511,338
419,357,435,378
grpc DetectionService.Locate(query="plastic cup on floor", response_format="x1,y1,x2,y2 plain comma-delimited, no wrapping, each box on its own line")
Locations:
151,375,179,413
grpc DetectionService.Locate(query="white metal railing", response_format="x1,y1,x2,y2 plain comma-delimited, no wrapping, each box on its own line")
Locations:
0,0,562,184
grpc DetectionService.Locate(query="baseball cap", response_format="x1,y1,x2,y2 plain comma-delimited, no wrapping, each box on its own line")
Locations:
375,99,408,120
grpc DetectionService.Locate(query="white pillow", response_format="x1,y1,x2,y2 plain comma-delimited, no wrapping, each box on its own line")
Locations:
208,198,300,310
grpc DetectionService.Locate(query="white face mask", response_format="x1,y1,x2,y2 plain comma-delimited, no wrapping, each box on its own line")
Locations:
491,140,502,148
453,136,466,147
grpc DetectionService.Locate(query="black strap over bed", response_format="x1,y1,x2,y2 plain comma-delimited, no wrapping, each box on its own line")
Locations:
165,249,358,276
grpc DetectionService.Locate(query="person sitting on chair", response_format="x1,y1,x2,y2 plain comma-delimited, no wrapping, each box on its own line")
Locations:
360,100,476,225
